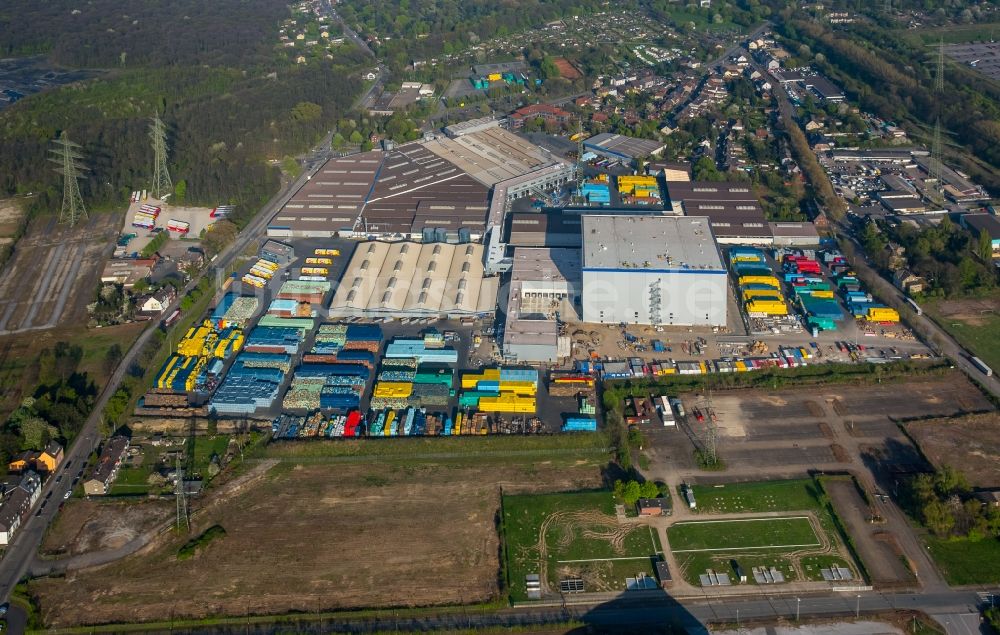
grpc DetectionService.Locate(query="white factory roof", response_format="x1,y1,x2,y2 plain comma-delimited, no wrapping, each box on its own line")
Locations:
505,248,581,348
328,241,498,316
581,215,724,272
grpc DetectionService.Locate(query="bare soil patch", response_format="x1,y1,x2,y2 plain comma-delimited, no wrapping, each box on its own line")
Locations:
908,412,1000,488
825,479,913,587
41,500,172,558
932,296,1000,327
31,458,602,628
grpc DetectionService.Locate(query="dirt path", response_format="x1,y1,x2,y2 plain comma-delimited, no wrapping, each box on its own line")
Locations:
535,509,641,596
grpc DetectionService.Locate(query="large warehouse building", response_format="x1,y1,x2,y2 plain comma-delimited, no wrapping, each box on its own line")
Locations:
270,125,572,243
328,241,499,318
665,181,774,244
502,247,580,362
581,215,728,327
583,133,666,162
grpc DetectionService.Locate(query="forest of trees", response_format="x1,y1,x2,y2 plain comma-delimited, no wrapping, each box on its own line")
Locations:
0,0,367,224
0,0,286,68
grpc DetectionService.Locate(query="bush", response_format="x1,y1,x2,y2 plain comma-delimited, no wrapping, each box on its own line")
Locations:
177,524,226,560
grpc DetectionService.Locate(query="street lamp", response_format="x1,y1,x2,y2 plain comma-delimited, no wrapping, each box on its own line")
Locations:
796,597,801,621
856,594,861,618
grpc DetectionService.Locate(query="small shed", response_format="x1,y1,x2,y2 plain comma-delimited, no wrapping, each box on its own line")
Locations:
636,498,670,517
655,560,673,587
730,559,747,584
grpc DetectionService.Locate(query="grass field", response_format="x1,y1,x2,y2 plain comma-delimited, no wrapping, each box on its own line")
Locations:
686,479,824,514
925,298,1000,374
31,454,606,627
668,517,820,553
503,491,662,601
670,479,859,586
263,433,609,461
899,22,1000,45
926,535,1000,585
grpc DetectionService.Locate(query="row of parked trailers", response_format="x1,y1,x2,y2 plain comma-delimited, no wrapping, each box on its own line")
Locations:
584,348,816,381
131,204,161,230
729,248,789,317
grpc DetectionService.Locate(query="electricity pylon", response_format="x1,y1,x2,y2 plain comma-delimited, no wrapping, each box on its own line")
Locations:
48,132,88,227
150,113,173,200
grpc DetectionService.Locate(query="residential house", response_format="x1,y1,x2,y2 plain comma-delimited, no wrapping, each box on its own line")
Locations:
508,104,572,130
83,436,130,496
0,470,41,545
7,441,63,474
37,441,63,472
893,269,926,295
139,286,177,316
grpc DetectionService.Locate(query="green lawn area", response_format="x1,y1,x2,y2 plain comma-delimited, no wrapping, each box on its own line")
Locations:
899,22,1000,45
502,491,662,601
800,554,856,582
926,306,1000,375
668,517,819,552
686,478,824,514
190,435,231,477
108,465,153,495
673,552,797,585
926,535,1000,585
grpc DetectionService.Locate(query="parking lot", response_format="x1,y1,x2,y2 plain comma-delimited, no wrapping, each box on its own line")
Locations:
639,374,990,488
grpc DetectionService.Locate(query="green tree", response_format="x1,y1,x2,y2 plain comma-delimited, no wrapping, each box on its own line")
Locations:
349,130,364,144
622,480,642,506
291,101,323,122
978,231,993,263
640,480,659,499
174,179,187,203
922,499,955,537
103,344,123,375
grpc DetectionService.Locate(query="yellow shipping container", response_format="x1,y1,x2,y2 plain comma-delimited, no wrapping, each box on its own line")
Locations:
746,300,788,316
497,381,537,395
738,275,780,289
809,290,835,299
487,73,502,81
731,255,763,263
742,288,783,301
461,368,500,388
373,382,413,398
867,307,899,322
478,395,536,413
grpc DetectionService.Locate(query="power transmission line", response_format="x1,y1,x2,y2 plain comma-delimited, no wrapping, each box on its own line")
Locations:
150,113,173,200
48,132,88,227
175,454,189,531
929,42,945,190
